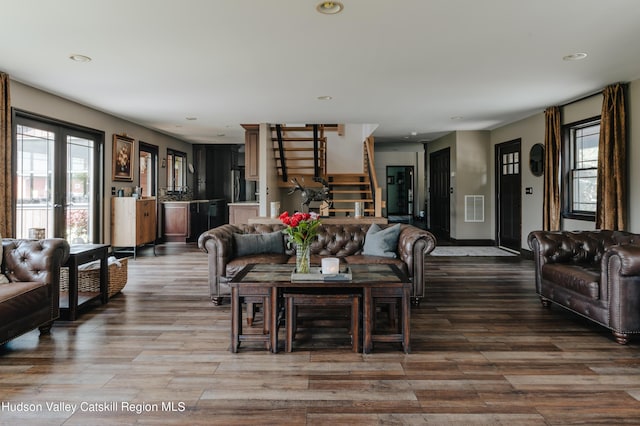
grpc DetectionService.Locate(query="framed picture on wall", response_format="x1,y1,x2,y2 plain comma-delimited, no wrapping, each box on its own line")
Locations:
112,134,135,181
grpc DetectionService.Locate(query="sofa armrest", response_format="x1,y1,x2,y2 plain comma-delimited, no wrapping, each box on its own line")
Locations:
2,238,70,321
603,245,640,277
397,225,437,300
198,224,241,301
602,244,640,333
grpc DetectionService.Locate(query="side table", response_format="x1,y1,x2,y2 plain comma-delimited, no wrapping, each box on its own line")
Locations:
62,244,110,320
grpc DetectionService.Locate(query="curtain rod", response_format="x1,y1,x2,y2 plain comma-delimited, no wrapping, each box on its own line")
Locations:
560,89,603,108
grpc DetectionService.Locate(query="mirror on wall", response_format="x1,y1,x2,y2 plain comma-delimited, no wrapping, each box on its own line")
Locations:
529,143,544,177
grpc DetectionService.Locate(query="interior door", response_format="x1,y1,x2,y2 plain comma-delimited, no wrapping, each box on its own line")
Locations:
496,139,522,251
386,166,414,216
429,148,450,239
14,114,101,243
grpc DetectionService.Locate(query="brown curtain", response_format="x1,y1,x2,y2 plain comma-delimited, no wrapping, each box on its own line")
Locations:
596,83,627,230
543,106,561,231
0,72,12,238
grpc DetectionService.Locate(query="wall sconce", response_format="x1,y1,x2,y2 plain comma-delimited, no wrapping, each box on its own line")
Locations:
161,158,166,168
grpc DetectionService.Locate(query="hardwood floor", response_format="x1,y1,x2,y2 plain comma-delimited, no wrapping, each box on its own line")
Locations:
2,244,640,425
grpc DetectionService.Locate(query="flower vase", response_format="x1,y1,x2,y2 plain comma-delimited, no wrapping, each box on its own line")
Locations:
296,243,311,274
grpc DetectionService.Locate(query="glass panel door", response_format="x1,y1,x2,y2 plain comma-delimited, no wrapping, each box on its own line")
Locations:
15,115,101,244
15,125,55,239
66,136,95,243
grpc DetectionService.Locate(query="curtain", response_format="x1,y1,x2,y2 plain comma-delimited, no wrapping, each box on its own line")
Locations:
543,106,561,231
0,72,12,238
596,83,627,230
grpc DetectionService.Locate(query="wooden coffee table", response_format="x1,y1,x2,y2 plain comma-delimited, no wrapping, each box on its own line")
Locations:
229,263,411,353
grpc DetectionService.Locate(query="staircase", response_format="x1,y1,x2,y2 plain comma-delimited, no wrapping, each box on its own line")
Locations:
270,124,382,217
326,173,374,216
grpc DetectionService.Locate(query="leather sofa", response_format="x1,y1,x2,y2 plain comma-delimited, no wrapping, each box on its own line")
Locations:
528,230,640,344
199,223,437,306
1,238,70,345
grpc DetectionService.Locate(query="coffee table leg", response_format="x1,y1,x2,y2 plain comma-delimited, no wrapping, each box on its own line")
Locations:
363,287,373,354
231,287,240,353
402,286,411,354
270,287,279,353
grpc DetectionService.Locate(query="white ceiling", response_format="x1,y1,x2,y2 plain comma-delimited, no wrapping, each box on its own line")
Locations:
2,0,640,145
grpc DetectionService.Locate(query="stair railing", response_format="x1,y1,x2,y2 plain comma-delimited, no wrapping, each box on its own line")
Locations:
364,136,383,217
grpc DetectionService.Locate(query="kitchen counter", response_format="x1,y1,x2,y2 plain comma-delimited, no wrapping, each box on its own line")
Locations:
227,201,259,206
228,202,260,225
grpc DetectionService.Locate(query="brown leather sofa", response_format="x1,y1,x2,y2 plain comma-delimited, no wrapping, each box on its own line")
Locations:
528,230,640,344
199,223,437,305
1,238,70,345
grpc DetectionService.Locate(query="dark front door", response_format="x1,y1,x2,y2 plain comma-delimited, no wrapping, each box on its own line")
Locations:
496,139,521,251
429,148,450,239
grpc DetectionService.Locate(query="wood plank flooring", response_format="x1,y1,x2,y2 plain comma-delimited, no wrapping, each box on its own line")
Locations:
2,244,640,425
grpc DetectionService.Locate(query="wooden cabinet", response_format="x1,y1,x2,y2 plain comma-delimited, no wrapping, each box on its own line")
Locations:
242,124,259,181
111,197,157,257
162,202,190,242
228,203,260,225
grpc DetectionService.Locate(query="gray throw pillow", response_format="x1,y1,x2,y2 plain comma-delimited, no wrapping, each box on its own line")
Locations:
362,223,401,258
233,231,284,257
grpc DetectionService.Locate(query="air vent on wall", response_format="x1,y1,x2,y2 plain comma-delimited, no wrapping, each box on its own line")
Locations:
465,195,484,222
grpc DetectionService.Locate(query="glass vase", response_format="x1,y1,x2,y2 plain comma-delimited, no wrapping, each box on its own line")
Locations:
296,243,311,274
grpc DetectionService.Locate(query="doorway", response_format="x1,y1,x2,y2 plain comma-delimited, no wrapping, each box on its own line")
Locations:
495,139,521,252
386,166,414,219
429,148,451,240
139,141,158,197
13,111,103,243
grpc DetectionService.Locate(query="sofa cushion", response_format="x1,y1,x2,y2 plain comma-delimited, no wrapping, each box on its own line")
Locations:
542,263,601,299
226,254,290,277
362,223,401,258
233,231,284,257
0,281,49,325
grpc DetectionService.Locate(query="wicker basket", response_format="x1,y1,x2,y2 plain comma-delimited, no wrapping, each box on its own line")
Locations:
60,257,129,297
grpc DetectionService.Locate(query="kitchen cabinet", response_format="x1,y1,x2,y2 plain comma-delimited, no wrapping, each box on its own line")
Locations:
228,202,260,225
242,124,259,181
163,199,227,243
111,197,157,258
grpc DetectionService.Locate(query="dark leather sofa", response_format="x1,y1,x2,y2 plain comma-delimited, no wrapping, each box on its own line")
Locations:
528,230,640,344
199,223,437,305
1,238,70,345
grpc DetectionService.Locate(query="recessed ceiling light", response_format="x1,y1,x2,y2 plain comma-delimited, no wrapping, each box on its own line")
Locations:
69,54,91,63
316,1,343,15
411,131,418,136
563,52,588,61
450,116,463,120
317,95,333,100
185,117,197,121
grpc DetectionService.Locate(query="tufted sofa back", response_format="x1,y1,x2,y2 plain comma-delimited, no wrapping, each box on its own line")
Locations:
1,238,70,284
528,230,640,265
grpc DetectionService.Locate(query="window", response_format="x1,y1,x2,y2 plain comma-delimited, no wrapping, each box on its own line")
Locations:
563,117,600,220
166,148,187,193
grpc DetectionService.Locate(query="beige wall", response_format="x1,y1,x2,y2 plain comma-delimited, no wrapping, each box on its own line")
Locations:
373,144,425,218
10,80,193,243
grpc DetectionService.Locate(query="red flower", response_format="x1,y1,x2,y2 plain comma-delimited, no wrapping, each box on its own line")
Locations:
279,211,321,247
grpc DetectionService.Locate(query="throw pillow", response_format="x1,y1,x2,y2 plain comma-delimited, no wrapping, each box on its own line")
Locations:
233,231,284,257
362,223,401,258
0,232,9,283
